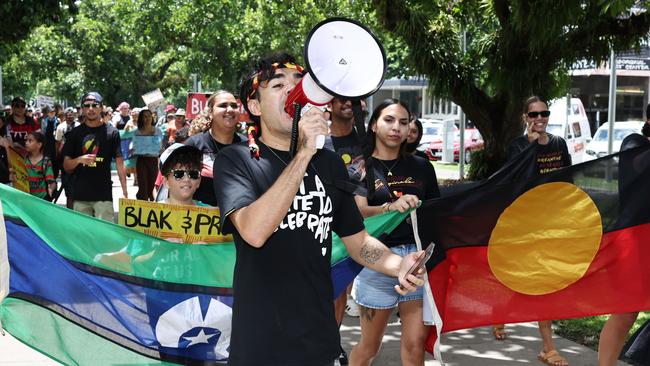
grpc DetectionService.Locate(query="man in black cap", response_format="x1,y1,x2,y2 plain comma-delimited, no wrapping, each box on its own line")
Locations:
62,92,128,221
5,96,41,150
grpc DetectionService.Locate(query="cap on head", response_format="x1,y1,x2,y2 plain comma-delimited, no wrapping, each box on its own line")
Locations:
159,143,201,172
81,92,103,105
118,102,130,110
165,104,176,113
65,107,77,114
175,108,186,117
11,96,26,106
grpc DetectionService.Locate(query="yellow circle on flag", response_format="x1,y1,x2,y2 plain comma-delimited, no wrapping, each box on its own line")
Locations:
487,182,602,295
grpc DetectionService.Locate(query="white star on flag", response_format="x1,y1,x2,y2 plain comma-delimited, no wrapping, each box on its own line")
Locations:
182,329,216,347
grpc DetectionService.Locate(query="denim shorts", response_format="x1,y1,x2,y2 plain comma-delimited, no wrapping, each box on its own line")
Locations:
352,244,424,309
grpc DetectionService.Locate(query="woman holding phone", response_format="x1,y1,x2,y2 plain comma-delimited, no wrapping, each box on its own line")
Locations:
349,99,440,366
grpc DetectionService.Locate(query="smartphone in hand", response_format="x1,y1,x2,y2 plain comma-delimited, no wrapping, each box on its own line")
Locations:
406,242,435,278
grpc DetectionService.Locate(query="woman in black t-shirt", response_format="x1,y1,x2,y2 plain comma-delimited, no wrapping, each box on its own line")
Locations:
349,99,440,365
502,96,572,366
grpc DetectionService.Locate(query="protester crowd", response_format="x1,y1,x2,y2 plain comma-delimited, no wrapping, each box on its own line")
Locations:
1,54,650,366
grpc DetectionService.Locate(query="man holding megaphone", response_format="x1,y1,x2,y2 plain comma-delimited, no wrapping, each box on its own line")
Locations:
213,52,426,366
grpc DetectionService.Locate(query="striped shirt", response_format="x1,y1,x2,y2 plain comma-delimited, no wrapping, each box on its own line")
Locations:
24,156,55,199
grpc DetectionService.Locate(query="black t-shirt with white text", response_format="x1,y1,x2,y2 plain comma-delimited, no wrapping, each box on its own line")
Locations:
184,131,243,207
367,155,440,247
61,123,122,201
213,141,364,366
507,134,572,175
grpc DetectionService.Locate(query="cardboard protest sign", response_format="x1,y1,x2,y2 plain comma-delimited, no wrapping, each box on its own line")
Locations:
141,89,166,113
118,199,232,244
35,96,55,109
7,147,29,193
132,135,162,156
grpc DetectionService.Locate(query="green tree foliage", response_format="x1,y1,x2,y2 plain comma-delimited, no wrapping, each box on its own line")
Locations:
2,0,410,108
374,0,650,178
0,0,77,63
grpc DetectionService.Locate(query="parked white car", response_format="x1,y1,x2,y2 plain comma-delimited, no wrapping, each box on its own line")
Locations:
417,119,448,151
584,121,644,160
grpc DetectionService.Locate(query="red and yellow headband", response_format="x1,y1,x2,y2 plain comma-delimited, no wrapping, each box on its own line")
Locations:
247,62,304,99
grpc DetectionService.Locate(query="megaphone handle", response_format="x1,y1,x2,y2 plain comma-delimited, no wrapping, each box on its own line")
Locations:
352,100,366,142
289,102,301,159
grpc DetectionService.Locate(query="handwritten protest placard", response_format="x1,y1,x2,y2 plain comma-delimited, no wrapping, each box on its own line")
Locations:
7,147,29,193
132,135,162,156
118,199,232,244
142,89,166,113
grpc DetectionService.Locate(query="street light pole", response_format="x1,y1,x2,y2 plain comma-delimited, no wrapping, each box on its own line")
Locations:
607,47,616,155
459,29,467,179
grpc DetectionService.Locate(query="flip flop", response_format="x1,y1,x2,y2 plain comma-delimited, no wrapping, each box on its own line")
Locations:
492,325,506,340
537,349,568,366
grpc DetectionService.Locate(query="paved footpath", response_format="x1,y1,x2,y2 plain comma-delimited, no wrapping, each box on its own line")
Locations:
0,173,631,365
0,314,630,365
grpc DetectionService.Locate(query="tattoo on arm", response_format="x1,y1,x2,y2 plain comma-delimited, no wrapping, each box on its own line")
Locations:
359,241,384,265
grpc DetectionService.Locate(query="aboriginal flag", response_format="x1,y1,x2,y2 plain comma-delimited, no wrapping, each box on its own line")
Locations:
416,138,650,352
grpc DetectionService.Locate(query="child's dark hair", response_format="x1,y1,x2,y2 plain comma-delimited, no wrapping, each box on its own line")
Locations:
161,147,202,177
27,131,46,153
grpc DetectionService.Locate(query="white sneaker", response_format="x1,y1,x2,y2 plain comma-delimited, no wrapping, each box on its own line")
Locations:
345,298,360,317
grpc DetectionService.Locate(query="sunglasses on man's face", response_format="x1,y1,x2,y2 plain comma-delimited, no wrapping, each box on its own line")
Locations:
216,102,239,110
171,169,200,180
12,103,26,108
527,110,550,118
83,103,101,109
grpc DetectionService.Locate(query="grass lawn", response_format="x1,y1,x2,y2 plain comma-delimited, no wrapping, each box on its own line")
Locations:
556,312,649,349
431,161,462,172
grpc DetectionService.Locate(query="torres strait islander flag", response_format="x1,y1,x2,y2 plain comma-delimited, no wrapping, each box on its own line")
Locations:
0,184,406,365
416,140,650,353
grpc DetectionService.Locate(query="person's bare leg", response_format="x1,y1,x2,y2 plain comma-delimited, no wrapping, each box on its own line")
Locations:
538,320,568,366
398,300,428,366
598,312,638,366
349,306,393,366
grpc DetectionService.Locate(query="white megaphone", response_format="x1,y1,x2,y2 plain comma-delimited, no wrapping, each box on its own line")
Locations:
287,18,386,156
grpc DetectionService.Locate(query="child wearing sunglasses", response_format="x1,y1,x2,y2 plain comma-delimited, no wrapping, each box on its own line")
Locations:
159,143,204,206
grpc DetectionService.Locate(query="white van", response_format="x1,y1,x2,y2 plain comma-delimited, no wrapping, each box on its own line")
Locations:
583,121,644,160
546,98,592,164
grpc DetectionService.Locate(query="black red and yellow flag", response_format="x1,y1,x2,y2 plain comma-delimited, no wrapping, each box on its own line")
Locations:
416,140,650,352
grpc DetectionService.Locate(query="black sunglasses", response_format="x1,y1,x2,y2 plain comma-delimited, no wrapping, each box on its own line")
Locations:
527,110,550,118
216,102,239,110
12,103,26,108
83,103,101,109
171,169,200,180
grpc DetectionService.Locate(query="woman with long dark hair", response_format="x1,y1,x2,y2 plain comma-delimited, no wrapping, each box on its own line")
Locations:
405,118,429,160
134,108,161,201
349,99,440,366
